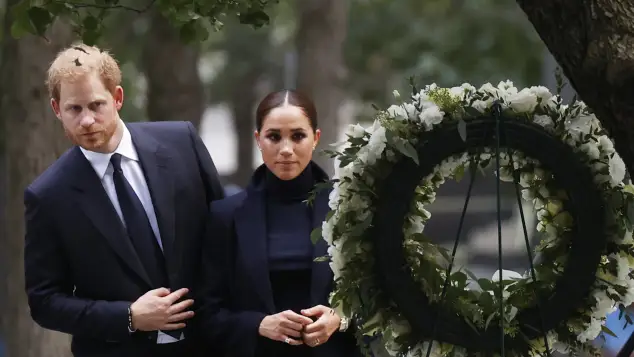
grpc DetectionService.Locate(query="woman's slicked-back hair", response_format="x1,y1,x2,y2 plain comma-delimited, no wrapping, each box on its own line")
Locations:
255,89,318,132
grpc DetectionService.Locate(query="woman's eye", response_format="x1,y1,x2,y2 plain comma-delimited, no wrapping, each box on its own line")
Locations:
267,134,281,141
292,133,306,141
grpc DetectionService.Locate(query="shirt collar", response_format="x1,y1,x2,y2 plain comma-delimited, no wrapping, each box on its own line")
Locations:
80,122,139,179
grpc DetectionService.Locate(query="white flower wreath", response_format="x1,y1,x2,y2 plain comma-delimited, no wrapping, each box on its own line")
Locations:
319,80,634,357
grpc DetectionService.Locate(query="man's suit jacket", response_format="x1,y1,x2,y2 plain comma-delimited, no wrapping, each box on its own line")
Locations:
197,164,361,357
24,121,224,357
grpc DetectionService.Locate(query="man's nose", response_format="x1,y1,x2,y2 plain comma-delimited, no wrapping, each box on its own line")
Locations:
79,112,95,127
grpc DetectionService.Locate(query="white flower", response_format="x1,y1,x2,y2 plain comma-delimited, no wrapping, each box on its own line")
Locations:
328,186,340,210
579,142,601,160
405,215,425,235
529,86,552,103
565,114,599,135
577,318,602,343
471,100,489,114
386,105,408,120
392,90,401,100
403,103,418,120
533,114,554,129
328,244,344,280
609,153,626,185
357,126,388,166
450,86,466,100
591,290,615,319
507,88,538,113
522,188,535,200
345,123,366,139
498,80,515,91
322,219,335,245
419,106,445,129
491,269,522,282
479,83,499,97
598,135,615,153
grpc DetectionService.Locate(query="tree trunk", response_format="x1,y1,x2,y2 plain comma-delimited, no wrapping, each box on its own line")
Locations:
295,0,348,176
517,0,634,175
142,10,205,128
0,8,74,357
229,72,259,187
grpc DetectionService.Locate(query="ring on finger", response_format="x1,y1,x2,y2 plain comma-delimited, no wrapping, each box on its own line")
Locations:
314,338,321,346
284,337,291,344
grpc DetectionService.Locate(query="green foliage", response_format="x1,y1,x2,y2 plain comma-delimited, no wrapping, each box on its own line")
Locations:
345,0,544,108
8,0,278,44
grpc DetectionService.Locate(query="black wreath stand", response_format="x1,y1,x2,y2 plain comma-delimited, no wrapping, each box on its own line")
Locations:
370,100,608,356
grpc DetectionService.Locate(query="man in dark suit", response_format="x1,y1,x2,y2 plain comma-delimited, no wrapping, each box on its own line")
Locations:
24,43,224,357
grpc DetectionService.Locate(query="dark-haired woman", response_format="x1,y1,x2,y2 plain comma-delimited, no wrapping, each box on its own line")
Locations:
197,90,361,357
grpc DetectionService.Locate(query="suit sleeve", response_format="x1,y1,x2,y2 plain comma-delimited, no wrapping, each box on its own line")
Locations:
196,203,266,356
186,122,225,203
24,188,131,341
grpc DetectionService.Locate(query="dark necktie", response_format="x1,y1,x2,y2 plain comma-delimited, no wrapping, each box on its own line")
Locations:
110,153,168,289
111,154,183,340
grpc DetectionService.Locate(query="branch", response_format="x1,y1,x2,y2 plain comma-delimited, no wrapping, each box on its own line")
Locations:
53,0,157,13
516,0,634,177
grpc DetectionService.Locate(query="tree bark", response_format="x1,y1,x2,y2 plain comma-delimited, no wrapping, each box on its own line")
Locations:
295,0,348,176
517,0,634,175
0,9,74,357
142,10,205,128
228,71,259,187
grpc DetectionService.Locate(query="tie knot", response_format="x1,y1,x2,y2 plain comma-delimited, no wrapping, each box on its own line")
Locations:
110,153,123,173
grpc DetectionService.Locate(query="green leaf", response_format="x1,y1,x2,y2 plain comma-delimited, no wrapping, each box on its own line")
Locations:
179,19,209,43
478,290,494,311
464,269,479,282
310,227,323,245
477,278,496,291
454,164,465,182
457,119,467,141
484,312,496,330
238,10,270,28
27,6,53,36
451,271,468,289
81,29,101,46
464,106,482,118
601,325,618,338
10,0,34,38
83,15,99,31
391,137,419,165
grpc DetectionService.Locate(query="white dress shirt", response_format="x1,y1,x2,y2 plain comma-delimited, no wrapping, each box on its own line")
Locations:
80,122,183,344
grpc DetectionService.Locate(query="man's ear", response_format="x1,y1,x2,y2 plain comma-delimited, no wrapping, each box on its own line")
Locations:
50,98,62,120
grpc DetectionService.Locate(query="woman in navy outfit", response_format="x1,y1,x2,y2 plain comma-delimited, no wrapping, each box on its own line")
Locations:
198,90,361,357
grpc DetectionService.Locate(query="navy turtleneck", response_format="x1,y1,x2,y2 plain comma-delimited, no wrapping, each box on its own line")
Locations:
258,165,316,356
264,164,315,271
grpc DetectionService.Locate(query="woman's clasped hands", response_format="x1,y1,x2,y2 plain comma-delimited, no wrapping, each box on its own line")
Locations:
258,305,342,347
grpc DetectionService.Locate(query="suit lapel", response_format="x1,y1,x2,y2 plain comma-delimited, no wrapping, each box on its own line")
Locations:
128,125,178,284
234,190,276,313
310,189,333,306
70,147,153,287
